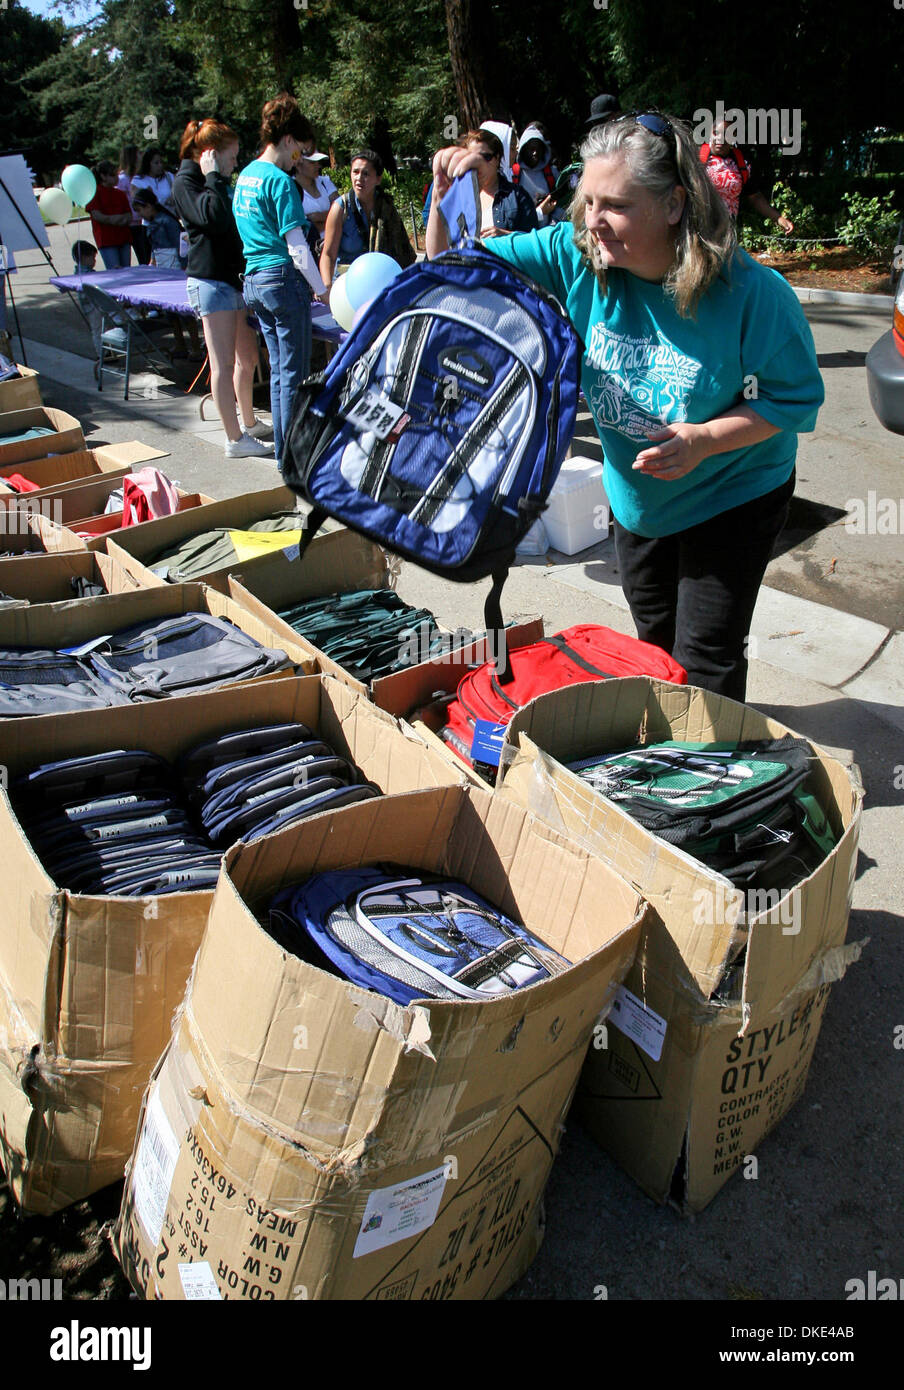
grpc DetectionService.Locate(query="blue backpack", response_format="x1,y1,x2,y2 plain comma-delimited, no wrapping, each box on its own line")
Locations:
282,241,581,659
268,866,569,1006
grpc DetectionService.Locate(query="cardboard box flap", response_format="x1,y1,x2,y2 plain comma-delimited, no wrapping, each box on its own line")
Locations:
94,441,169,466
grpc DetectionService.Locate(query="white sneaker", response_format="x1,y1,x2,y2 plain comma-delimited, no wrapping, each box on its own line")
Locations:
224,432,274,458
245,418,274,440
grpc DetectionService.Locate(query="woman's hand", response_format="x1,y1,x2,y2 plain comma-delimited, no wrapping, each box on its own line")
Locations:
776,214,794,234
199,149,218,176
431,144,484,200
538,193,556,219
632,423,712,481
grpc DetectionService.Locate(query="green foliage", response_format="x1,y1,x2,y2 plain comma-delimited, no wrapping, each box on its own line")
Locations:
0,6,66,177
739,181,830,253
837,189,901,254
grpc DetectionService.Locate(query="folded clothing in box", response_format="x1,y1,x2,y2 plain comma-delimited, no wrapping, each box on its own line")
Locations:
268,865,570,1005
277,588,443,682
0,613,292,716
148,512,303,582
11,723,380,895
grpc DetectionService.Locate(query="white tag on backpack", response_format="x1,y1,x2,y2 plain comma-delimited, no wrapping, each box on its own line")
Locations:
344,389,407,440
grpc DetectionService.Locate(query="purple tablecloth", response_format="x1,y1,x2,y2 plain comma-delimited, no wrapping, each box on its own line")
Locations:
50,266,343,343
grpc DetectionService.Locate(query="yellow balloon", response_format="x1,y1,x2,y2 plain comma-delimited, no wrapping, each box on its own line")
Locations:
329,275,355,332
40,186,73,226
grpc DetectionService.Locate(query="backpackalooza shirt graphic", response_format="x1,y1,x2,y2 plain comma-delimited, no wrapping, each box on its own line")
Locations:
584,323,703,442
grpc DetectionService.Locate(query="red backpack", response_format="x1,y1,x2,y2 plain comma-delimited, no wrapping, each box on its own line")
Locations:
433,624,687,775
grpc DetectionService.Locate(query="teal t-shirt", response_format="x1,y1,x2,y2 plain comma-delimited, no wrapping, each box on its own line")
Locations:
487,223,824,537
232,159,310,272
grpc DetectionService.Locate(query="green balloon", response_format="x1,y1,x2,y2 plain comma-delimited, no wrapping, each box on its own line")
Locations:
61,164,97,208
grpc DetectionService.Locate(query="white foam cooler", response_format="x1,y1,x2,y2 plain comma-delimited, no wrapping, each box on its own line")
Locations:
544,455,609,554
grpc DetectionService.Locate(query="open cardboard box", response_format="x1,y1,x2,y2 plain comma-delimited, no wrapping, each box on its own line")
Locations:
377,619,546,790
116,782,647,1300
0,407,85,467
104,485,325,595
0,581,320,699
0,441,167,497
0,675,463,1214
0,365,42,414
497,676,864,1212
0,548,113,604
34,490,215,556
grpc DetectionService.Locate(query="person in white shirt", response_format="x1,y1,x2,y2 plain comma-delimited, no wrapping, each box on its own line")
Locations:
293,146,338,241
130,149,176,229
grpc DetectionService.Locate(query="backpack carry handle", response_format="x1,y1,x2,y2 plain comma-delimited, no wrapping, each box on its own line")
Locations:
484,560,514,684
296,505,327,562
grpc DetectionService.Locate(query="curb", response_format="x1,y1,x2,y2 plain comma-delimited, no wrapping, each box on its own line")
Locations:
791,286,894,309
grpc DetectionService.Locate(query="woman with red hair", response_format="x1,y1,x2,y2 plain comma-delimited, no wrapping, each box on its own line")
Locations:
172,118,272,459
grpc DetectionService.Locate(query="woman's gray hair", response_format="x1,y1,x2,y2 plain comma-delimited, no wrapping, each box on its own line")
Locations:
571,113,737,317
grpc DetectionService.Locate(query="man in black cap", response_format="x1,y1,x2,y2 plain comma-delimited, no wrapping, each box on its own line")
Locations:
586,94,620,129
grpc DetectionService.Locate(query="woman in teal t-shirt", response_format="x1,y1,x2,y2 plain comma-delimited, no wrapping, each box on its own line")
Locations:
233,93,328,469
426,113,824,701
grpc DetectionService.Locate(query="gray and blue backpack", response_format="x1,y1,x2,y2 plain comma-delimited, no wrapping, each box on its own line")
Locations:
283,241,581,648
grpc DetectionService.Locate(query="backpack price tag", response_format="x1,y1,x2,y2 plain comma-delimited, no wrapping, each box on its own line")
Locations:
470,719,507,767
344,389,406,439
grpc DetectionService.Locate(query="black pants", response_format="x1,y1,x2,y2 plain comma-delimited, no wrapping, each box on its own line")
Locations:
131,226,152,265
612,472,794,703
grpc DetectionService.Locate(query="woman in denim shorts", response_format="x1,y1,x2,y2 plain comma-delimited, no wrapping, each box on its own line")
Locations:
173,119,272,459
232,94,328,468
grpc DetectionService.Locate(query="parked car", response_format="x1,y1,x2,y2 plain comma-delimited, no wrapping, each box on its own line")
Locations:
866,274,904,433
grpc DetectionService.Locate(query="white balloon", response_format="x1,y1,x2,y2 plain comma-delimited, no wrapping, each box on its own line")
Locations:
330,275,355,332
39,186,73,226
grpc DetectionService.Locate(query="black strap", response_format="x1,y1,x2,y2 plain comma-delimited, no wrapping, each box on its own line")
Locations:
484,562,513,684
295,506,327,563
542,633,615,679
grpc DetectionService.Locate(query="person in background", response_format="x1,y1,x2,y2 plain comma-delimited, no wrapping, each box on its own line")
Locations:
86,161,132,269
118,144,146,264
130,187,202,360
427,112,823,702
586,93,621,132
71,240,103,362
460,129,538,239
319,148,415,289
293,145,338,251
131,148,177,238
173,116,272,457
130,188,184,267
479,119,517,178
511,122,564,228
232,93,328,468
700,119,794,233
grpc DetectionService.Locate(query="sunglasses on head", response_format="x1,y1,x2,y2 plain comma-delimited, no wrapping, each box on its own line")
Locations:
619,110,675,141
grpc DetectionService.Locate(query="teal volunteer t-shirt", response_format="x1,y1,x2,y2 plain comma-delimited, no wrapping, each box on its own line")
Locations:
232,159,310,272
487,223,824,537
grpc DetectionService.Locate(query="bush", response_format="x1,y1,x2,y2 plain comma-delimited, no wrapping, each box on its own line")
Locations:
836,189,901,254
739,181,830,254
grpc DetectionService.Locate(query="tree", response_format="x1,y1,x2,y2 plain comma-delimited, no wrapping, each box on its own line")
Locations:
444,0,489,131
0,6,66,177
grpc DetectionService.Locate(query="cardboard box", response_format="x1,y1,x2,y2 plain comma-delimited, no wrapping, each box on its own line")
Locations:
105,485,321,594
115,783,646,1300
0,675,463,1214
0,549,113,604
227,528,393,698
0,407,85,466
497,677,864,1212
0,366,41,414
0,441,168,499
34,491,215,556
374,619,546,790
0,581,320,695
